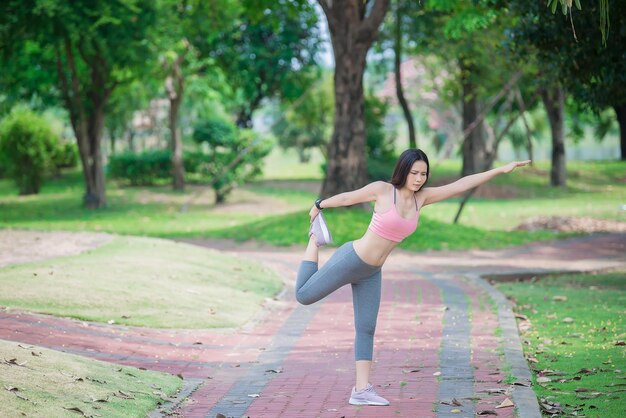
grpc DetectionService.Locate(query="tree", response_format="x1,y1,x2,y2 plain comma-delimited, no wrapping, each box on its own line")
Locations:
272,72,334,162
0,1,158,208
371,0,419,149
157,0,239,190
317,0,390,198
512,0,626,174
207,0,322,128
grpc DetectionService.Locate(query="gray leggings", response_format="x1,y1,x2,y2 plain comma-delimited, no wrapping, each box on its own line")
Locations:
296,242,382,361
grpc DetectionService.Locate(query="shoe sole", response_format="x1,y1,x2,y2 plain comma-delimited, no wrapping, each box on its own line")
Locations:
348,399,389,406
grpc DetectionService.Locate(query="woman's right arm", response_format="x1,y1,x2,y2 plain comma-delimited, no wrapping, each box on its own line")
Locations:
309,181,387,221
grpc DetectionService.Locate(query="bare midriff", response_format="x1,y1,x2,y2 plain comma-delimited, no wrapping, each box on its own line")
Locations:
352,229,400,267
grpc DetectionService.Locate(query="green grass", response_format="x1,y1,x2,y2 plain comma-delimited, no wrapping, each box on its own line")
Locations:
0,236,282,328
495,271,626,417
211,207,562,250
426,160,626,229
0,158,623,250
0,170,314,237
0,339,182,418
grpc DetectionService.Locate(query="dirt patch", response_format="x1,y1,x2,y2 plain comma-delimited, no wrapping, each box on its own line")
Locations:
0,230,112,268
515,216,626,233
136,185,305,215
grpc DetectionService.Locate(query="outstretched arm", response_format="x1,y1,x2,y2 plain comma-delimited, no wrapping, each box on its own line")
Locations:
309,181,387,221
420,160,531,207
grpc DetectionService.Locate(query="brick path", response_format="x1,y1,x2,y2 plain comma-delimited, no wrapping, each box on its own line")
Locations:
0,233,624,418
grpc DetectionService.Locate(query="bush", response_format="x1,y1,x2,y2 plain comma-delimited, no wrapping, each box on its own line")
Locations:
193,116,272,203
0,106,59,194
51,142,79,170
108,150,172,186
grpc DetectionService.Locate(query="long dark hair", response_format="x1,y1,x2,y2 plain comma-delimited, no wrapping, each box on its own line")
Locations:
390,149,430,189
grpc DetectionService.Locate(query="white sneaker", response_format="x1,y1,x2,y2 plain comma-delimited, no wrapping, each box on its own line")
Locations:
309,212,332,247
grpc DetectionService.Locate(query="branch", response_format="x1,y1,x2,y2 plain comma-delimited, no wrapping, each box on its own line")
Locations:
358,0,390,44
453,91,540,224
462,71,522,142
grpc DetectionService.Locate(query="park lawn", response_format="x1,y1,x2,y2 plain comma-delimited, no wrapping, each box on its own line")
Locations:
495,271,626,418
0,236,282,328
425,160,626,229
0,159,623,249
0,339,182,418
210,208,561,250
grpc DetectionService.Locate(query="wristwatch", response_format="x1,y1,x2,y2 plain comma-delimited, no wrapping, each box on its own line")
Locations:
314,198,324,210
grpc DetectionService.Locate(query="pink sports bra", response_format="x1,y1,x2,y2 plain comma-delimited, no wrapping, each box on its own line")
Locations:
368,187,419,242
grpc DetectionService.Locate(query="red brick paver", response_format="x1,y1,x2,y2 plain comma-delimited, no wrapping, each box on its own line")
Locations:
0,233,624,418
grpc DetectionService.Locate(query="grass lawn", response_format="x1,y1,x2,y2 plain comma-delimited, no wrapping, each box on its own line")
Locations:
495,271,626,417
0,339,182,418
425,160,626,229
0,236,282,329
1,158,623,250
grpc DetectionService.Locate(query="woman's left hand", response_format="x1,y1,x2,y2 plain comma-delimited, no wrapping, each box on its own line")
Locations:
501,160,531,174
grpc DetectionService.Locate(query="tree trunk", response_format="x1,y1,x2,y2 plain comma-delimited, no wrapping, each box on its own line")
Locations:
165,53,186,190
84,103,107,208
614,104,626,161
318,0,390,198
541,85,566,187
56,38,107,208
460,60,486,176
394,2,416,149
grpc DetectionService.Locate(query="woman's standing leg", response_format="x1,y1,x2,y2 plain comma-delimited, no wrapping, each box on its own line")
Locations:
349,270,389,406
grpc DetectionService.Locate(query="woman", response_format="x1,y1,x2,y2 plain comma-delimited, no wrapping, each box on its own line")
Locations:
296,148,530,406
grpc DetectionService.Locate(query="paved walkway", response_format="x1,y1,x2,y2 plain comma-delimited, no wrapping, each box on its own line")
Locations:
1,233,624,418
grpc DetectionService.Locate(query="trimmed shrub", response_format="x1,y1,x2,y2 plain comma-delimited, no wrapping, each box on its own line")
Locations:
193,116,272,203
51,142,79,170
108,150,172,186
0,106,59,194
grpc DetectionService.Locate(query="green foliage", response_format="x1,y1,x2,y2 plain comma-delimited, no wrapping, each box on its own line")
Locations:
206,0,322,127
365,94,396,181
51,141,79,170
193,116,272,202
192,115,237,146
272,72,334,162
108,150,172,186
511,0,626,112
0,106,59,194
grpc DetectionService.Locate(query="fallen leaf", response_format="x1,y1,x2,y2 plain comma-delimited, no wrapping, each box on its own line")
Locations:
63,406,89,417
552,295,567,302
90,396,109,403
450,409,461,413
562,317,574,323
114,390,134,399
433,371,441,376
247,393,260,398
496,398,514,409
440,398,462,406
